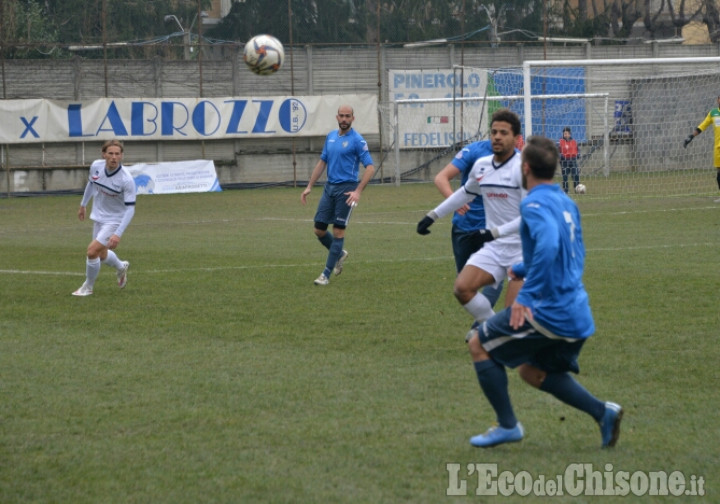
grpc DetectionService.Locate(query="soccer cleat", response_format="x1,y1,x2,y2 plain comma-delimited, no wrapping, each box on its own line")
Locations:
72,283,93,297
117,261,130,288
470,423,524,448
599,401,623,448
313,274,329,286
333,250,349,276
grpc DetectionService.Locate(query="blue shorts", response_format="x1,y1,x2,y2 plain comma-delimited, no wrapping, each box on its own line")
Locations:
479,308,586,374
314,182,358,228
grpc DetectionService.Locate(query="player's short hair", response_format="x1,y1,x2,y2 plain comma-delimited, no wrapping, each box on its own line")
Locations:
490,109,521,136
563,126,572,134
523,136,558,180
102,139,124,153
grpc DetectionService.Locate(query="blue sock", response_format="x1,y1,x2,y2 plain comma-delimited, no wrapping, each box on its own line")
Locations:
480,282,503,308
317,233,333,250
473,360,517,429
540,372,605,421
323,237,344,277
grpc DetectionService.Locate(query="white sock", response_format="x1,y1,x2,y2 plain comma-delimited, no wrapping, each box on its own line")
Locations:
462,293,495,323
103,250,122,269
85,257,101,288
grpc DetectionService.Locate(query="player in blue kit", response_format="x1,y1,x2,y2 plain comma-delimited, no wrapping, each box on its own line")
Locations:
72,140,136,296
301,105,375,286
466,135,622,449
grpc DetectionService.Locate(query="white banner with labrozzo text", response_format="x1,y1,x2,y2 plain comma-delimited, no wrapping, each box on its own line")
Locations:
0,95,378,144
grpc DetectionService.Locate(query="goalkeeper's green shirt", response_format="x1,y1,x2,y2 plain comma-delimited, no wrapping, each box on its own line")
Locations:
697,107,720,168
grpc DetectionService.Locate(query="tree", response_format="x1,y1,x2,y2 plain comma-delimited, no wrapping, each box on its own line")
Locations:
557,0,714,42
207,0,373,45
40,0,210,58
703,0,720,41
1,0,59,58
43,0,211,43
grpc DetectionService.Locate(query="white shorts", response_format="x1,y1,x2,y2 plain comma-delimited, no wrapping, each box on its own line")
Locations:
465,241,523,288
93,221,121,247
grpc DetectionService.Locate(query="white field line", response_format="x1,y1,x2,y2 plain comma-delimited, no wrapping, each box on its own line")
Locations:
2,204,718,277
0,241,716,277
0,204,717,237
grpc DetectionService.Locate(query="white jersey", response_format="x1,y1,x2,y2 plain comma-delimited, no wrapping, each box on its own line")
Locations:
463,151,525,249
86,159,137,225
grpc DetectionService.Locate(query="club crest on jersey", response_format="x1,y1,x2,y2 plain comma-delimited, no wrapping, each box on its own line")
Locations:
91,170,100,180
342,141,349,148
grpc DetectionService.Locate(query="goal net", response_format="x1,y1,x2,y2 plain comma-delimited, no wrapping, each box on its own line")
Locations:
380,59,720,198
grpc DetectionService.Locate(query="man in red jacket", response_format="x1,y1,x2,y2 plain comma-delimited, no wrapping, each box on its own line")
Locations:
558,127,580,193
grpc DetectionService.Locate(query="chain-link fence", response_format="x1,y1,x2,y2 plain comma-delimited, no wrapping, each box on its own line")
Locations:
2,38,720,194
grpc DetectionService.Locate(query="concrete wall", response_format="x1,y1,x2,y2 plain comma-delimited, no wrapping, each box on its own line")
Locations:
2,41,720,194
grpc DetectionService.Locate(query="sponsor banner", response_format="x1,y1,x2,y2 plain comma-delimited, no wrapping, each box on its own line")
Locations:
390,69,489,149
0,94,378,144
126,160,221,194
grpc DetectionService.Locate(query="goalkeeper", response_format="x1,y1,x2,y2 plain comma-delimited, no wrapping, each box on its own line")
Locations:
683,95,720,202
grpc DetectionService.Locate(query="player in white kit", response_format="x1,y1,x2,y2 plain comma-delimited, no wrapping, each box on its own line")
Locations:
72,140,136,296
417,109,525,325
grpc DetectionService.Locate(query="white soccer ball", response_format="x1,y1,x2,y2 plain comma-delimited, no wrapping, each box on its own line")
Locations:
575,183,587,194
243,34,284,76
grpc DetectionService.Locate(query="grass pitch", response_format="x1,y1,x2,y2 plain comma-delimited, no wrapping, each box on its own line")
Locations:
1,184,718,503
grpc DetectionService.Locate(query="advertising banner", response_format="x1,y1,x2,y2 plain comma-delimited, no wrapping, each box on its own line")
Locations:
0,94,378,144
125,159,221,194
390,69,489,149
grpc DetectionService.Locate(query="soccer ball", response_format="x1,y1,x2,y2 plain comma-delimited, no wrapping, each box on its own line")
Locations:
243,34,284,76
575,183,587,194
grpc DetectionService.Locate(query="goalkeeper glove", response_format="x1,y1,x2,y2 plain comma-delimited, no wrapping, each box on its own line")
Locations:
475,228,499,247
684,134,694,148
417,213,436,235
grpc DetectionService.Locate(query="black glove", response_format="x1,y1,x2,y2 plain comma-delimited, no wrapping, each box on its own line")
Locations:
684,134,694,148
416,215,435,235
475,228,497,246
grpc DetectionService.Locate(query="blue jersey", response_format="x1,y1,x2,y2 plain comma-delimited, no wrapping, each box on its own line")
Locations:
515,184,595,339
449,140,493,231
320,128,374,184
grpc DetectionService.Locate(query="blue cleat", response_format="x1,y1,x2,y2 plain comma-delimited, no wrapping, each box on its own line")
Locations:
599,401,623,448
470,423,524,448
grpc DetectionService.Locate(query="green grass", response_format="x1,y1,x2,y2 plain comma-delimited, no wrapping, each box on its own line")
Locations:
1,185,718,503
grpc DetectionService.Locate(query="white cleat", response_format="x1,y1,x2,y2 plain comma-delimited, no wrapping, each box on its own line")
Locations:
333,250,349,276
72,283,93,297
313,274,329,286
117,261,130,288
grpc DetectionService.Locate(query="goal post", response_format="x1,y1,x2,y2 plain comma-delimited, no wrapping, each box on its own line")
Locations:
383,66,614,190
522,57,720,197
522,56,720,137
382,59,720,197
391,93,611,186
